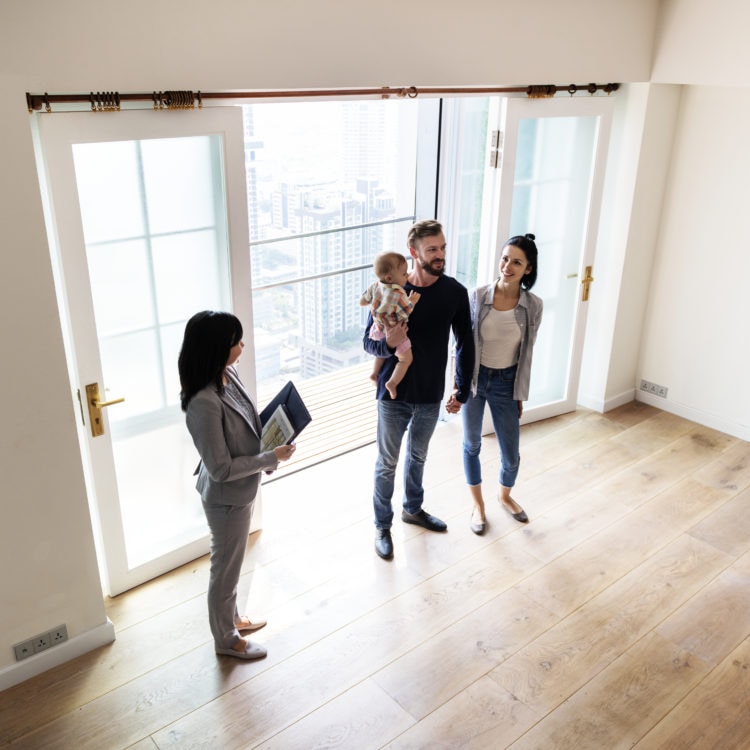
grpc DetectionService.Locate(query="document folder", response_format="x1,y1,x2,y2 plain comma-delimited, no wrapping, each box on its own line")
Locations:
259,381,312,450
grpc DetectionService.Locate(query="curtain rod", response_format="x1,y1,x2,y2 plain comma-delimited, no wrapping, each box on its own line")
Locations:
26,83,619,112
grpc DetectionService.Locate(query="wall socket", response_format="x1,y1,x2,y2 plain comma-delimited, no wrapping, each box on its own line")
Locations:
13,624,68,661
640,379,668,398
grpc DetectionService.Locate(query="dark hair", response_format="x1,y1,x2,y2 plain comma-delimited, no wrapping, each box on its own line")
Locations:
178,310,243,411
503,233,539,290
373,251,408,280
407,219,443,248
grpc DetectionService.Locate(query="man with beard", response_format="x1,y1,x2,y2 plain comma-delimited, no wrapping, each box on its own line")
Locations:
363,219,475,560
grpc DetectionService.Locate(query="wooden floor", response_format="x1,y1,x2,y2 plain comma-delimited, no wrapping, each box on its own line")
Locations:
3,401,750,749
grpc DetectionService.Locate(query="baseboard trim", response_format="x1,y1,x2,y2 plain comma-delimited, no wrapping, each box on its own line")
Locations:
635,393,750,442
578,388,635,414
0,619,115,692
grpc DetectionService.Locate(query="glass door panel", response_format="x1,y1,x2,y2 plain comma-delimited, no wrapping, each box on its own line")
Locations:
72,135,230,570
509,115,597,408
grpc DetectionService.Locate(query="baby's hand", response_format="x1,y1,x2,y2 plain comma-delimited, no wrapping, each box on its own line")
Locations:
408,291,421,304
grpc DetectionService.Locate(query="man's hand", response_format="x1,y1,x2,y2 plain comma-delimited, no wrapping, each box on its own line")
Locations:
445,390,462,414
384,320,408,350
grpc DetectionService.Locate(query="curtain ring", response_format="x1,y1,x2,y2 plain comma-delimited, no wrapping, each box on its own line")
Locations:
568,84,577,97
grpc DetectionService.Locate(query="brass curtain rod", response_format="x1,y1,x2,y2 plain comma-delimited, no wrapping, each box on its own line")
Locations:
26,83,620,112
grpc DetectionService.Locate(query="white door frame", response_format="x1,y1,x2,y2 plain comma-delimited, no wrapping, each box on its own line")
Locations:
35,108,253,595
484,95,614,424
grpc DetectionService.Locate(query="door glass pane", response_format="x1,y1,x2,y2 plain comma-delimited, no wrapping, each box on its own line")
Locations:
242,101,419,462
439,97,490,289
509,116,597,409
72,135,230,568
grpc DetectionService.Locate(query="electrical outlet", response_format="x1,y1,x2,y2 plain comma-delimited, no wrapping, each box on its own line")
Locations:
49,625,68,645
13,623,68,661
13,640,34,661
33,633,51,653
640,379,668,398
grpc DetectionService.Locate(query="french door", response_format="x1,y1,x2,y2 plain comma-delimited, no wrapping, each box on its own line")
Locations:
36,108,253,595
478,95,613,423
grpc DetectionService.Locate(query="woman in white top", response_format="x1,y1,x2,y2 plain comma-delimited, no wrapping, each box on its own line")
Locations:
462,234,543,534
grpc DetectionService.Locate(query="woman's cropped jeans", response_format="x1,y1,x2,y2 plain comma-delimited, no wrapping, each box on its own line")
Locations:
462,364,520,489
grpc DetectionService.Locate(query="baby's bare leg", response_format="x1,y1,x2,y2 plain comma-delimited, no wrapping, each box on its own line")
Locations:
385,348,414,399
370,357,386,383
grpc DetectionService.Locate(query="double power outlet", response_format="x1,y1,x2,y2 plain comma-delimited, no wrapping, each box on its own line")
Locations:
13,624,68,661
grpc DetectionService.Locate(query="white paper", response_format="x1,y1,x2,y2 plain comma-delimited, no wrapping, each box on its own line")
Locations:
261,404,295,451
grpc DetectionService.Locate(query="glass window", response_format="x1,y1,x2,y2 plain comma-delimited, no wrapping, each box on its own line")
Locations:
243,101,420,395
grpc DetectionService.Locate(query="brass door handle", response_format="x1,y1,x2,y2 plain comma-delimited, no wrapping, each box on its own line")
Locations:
94,396,125,409
581,265,595,301
85,382,125,437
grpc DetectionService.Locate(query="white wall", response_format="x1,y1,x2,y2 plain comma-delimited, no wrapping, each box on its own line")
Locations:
652,0,750,86
627,0,750,439
637,86,750,439
0,72,115,688
578,82,682,413
13,0,748,689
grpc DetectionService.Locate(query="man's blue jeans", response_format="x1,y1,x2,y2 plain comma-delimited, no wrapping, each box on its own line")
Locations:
462,364,520,489
373,400,440,529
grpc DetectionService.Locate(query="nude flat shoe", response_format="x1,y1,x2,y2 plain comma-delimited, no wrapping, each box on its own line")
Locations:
216,640,267,660
470,510,487,535
236,617,267,633
501,501,529,523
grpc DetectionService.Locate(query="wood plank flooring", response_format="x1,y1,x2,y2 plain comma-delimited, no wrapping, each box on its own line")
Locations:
2,401,750,749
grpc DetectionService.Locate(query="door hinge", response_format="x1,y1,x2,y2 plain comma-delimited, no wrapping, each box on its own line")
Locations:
581,265,595,301
489,130,503,168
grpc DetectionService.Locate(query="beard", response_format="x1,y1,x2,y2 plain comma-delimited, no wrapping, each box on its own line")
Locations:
420,258,445,277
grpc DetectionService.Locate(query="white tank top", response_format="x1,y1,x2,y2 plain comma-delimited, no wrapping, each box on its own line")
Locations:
479,307,521,369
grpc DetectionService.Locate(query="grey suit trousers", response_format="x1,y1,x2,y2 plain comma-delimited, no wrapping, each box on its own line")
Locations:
203,500,254,649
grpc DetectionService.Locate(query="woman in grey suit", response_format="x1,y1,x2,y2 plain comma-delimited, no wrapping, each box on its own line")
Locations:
178,311,296,660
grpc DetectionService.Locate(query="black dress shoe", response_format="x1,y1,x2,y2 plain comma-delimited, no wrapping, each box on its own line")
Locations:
375,529,393,559
401,508,447,532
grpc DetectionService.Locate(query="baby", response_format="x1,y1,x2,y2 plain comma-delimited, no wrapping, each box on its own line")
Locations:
360,252,420,399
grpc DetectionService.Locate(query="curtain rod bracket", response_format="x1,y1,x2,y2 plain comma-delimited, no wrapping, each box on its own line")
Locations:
380,86,418,99
89,91,121,111
153,90,200,110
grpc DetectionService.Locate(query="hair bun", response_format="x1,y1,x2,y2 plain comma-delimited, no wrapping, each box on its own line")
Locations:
525,233,536,241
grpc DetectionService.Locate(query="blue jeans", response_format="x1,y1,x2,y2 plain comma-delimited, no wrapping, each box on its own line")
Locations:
462,364,520,488
373,400,440,529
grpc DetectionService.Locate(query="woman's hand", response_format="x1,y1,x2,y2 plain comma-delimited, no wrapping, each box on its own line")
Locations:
274,443,296,462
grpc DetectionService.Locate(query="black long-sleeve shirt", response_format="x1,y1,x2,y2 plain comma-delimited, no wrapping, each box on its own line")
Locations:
363,274,475,403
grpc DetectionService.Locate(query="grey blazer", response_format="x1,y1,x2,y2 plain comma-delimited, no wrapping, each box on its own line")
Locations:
186,367,278,506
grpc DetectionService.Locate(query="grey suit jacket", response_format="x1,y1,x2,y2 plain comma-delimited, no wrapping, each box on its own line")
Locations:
186,367,278,506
